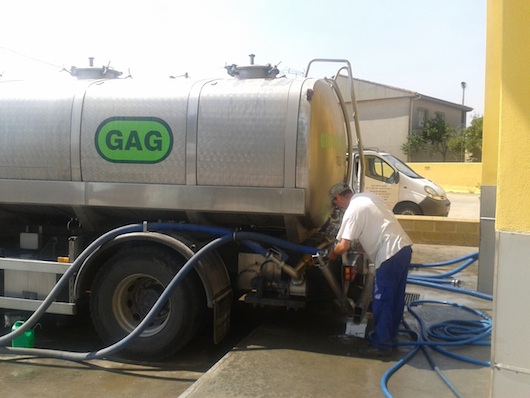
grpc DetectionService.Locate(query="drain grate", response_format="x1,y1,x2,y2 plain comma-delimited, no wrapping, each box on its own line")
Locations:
404,292,421,305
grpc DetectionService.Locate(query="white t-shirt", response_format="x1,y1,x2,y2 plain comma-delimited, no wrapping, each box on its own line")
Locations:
336,192,413,269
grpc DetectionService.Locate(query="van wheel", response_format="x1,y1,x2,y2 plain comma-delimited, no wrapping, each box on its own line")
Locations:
90,246,205,359
393,202,423,216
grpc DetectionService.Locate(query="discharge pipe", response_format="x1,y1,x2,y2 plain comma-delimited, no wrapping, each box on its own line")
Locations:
314,253,355,316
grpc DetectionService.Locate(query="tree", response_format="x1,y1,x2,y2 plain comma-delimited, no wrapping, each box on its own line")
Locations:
402,114,483,162
402,114,463,161
465,115,483,162
400,131,426,158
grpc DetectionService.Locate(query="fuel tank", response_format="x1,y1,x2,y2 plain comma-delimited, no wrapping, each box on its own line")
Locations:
0,66,349,241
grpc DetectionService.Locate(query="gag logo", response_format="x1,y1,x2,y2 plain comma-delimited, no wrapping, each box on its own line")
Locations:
95,117,173,163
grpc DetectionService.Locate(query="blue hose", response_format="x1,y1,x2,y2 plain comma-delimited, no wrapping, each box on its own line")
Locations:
410,251,479,269
382,300,492,397
0,223,324,359
381,251,492,398
406,279,493,301
409,251,478,279
149,222,321,257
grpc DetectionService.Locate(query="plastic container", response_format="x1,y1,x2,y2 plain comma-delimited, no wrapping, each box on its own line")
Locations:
11,320,35,348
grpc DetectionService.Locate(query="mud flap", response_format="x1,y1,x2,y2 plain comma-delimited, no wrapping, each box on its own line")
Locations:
213,287,233,344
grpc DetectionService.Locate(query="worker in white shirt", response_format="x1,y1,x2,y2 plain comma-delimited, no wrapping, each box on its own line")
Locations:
327,183,413,357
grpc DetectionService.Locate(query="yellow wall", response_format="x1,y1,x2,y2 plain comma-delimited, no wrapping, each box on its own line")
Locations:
408,162,482,193
496,0,530,232
488,2,530,395
481,0,501,187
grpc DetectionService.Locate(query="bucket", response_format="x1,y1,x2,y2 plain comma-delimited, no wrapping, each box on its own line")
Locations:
11,320,35,348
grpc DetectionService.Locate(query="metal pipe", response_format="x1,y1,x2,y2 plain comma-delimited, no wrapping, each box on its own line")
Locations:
317,260,355,316
266,254,303,284
294,240,332,272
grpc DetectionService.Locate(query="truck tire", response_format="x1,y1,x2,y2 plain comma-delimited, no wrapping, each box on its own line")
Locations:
90,246,205,359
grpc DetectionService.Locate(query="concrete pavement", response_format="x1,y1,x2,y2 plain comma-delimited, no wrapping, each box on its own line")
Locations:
181,244,491,398
0,194,484,397
446,192,480,220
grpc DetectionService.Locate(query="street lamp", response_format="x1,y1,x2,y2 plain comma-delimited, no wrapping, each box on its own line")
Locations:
460,82,468,161
461,81,467,105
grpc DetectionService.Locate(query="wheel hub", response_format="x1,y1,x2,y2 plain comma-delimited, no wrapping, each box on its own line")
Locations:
113,274,170,337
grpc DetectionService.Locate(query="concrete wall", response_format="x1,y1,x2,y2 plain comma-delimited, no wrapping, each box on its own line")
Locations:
357,97,411,159
408,162,482,193
396,161,481,245
412,97,466,130
398,216,479,247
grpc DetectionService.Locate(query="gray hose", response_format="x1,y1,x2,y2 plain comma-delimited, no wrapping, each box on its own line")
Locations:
1,228,327,360
0,232,235,359
0,224,142,348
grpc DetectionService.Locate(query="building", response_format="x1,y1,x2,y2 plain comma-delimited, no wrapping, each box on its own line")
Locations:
339,77,473,161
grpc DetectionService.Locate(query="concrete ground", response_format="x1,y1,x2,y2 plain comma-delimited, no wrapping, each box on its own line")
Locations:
446,192,480,220
0,194,484,398
0,244,487,398
181,244,490,398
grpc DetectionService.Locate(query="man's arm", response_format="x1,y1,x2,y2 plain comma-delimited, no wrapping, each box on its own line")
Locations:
328,239,352,261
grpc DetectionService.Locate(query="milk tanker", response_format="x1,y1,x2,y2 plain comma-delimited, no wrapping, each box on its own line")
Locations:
0,58,365,358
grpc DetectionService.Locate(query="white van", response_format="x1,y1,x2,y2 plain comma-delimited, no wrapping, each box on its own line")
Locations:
351,149,450,216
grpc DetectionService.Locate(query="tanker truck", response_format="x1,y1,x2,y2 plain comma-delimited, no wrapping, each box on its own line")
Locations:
0,57,367,359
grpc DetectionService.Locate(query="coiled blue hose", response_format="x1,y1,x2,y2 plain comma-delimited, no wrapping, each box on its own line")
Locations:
381,251,492,398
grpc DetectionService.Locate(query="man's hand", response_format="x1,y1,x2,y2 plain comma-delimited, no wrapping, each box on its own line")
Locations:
330,239,352,260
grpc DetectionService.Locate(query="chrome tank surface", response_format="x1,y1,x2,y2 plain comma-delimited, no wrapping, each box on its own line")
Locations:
0,74,348,241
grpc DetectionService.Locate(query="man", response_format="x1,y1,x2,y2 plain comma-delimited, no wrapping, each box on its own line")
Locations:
327,183,413,357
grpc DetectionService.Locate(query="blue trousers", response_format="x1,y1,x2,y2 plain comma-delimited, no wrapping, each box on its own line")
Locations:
370,246,412,350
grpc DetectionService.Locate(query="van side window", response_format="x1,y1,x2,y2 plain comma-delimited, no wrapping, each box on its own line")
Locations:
366,156,395,183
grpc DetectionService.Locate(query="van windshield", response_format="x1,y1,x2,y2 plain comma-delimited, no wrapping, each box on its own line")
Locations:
381,154,423,178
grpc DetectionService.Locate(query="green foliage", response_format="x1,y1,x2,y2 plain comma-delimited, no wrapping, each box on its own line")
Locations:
401,131,426,156
465,115,483,161
448,127,466,161
402,115,461,161
402,114,483,162
422,114,456,160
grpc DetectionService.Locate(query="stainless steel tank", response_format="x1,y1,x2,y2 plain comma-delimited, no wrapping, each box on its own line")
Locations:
0,67,349,241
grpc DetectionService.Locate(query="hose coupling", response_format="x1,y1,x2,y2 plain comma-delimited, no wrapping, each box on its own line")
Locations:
312,250,328,268
266,249,303,284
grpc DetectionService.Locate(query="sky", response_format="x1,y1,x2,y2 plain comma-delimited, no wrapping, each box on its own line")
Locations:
0,0,486,117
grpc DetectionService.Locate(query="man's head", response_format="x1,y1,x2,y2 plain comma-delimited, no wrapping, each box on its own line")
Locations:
329,183,353,210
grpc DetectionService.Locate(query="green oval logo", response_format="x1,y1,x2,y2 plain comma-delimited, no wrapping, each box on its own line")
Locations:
95,117,173,163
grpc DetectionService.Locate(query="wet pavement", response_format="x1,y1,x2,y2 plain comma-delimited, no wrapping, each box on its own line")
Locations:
0,194,485,397
0,244,489,398
181,244,490,398
0,304,258,397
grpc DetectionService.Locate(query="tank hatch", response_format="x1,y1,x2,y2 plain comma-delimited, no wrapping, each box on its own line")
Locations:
225,54,279,79
70,57,122,79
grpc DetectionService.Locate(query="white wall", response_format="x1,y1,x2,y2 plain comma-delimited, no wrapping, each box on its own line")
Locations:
356,97,411,160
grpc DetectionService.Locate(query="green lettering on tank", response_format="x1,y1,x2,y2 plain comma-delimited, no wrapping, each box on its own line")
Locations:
95,117,173,163
320,133,345,150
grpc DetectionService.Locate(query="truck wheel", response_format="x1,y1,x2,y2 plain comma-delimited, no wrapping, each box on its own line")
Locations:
393,202,423,216
90,246,205,359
